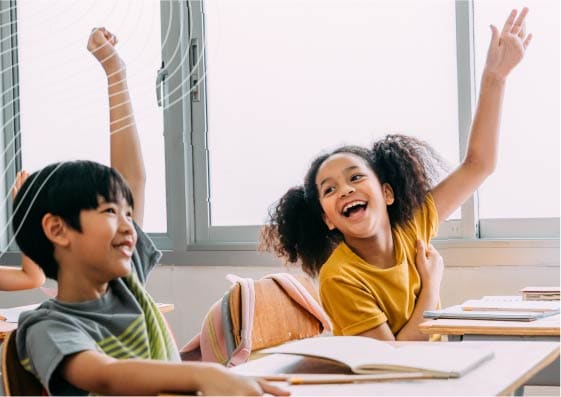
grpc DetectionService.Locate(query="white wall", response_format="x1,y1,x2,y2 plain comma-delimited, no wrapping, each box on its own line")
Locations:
1,248,559,346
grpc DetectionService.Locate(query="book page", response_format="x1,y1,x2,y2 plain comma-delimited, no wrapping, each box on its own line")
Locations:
261,336,493,377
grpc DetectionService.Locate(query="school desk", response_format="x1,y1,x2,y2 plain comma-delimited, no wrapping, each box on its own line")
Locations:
419,312,560,389
0,302,175,342
232,341,559,396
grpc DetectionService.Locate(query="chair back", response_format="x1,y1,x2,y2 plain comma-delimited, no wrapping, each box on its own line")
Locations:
1,330,45,396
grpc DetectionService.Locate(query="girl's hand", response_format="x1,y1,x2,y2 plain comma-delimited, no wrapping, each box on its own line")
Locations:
415,240,443,292
12,170,29,200
484,7,532,81
87,27,125,76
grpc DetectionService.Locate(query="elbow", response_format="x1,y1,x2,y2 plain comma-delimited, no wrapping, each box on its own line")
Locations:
463,154,496,179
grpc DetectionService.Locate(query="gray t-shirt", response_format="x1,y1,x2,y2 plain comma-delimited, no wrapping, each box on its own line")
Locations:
16,224,180,395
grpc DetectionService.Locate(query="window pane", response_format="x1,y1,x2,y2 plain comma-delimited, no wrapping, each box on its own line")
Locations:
474,0,560,218
204,0,459,226
17,0,167,232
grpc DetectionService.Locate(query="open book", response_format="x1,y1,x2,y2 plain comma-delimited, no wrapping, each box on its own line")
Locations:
260,336,494,378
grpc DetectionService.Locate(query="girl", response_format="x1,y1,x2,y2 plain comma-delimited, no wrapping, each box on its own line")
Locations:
261,8,532,341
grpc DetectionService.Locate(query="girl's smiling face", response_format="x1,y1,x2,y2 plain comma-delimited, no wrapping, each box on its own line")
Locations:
316,153,394,239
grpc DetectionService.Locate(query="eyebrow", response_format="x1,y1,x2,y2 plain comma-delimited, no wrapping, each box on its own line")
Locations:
318,165,361,188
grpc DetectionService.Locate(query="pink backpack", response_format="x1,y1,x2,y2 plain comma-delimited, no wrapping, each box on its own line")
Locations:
180,273,331,366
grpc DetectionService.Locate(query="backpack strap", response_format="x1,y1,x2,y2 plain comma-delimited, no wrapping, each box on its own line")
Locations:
265,273,332,332
225,274,255,367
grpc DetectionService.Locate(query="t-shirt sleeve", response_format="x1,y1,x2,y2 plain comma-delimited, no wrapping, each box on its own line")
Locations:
414,192,439,241
320,276,387,336
132,222,163,285
16,312,98,396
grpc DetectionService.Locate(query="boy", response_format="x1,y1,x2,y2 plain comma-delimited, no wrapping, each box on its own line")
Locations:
12,28,288,396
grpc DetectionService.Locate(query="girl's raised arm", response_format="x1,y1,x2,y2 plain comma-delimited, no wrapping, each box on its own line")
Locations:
431,8,532,222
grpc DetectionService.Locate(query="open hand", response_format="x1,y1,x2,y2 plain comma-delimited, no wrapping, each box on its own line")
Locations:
485,7,532,80
87,27,124,76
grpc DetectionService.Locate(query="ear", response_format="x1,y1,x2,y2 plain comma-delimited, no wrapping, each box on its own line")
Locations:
41,214,71,247
322,213,336,231
382,183,395,205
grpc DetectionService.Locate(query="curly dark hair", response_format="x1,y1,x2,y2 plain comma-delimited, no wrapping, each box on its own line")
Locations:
260,134,448,277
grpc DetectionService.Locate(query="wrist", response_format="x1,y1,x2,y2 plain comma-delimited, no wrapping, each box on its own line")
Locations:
481,68,507,85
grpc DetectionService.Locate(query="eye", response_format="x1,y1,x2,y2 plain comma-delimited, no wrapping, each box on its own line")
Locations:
103,207,117,214
126,209,134,219
350,174,365,182
322,186,335,196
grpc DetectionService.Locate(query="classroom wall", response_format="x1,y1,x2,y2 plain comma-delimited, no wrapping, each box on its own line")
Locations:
1,252,559,346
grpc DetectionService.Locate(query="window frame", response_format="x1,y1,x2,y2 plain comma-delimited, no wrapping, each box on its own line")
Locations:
1,0,558,268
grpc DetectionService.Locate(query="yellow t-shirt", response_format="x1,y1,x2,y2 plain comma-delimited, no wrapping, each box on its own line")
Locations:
319,193,438,336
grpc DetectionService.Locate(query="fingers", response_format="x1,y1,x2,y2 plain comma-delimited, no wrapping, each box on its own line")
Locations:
416,240,426,262
257,379,291,396
501,9,517,36
523,33,533,49
510,7,529,36
489,24,499,47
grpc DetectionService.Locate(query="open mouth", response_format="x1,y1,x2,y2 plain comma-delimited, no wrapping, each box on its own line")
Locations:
342,201,368,217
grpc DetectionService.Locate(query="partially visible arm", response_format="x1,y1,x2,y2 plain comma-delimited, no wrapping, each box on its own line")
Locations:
0,171,46,291
62,350,289,396
0,257,45,291
87,28,146,227
431,8,532,221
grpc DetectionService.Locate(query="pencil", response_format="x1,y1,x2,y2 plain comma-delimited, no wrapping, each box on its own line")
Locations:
287,372,428,385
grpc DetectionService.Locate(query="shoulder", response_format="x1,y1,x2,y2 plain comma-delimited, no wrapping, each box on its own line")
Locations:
132,222,162,281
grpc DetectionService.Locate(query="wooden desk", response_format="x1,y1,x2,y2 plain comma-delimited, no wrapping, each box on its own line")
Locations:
419,314,560,340
233,341,559,396
419,314,560,389
0,302,175,342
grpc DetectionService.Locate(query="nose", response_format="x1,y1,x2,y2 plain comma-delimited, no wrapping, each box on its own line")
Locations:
339,183,355,198
118,213,135,234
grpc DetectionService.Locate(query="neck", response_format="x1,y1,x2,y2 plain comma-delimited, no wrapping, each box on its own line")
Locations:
344,226,395,269
56,267,109,303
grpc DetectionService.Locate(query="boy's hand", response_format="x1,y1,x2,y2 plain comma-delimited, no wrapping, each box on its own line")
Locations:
197,364,290,396
485,7,532,81
12,170,29,200
87,27,124,76
415,240,443,292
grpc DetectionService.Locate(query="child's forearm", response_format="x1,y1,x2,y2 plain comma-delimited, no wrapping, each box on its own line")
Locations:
91,359,212,395
0,256,45,291
463,71,506,175
106,69,146,226
395,287,439,341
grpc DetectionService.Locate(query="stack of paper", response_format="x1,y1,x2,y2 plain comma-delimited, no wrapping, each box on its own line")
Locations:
520,286,560,301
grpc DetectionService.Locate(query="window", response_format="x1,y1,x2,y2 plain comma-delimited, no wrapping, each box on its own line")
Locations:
15,0,167,233
473,0,559,238
1,0,558,266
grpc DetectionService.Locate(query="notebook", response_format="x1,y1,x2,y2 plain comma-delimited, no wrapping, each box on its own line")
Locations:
423,306,559,322
260,336,494,378
461,297,560,313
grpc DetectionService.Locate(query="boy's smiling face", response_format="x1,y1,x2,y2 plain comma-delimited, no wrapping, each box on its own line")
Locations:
316,153,394,239
66,196,137,283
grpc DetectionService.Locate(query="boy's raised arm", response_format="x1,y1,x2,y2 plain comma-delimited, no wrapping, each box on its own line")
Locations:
431,8,532,222
87,28,146,227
